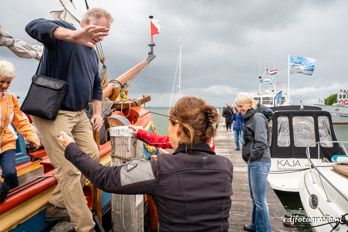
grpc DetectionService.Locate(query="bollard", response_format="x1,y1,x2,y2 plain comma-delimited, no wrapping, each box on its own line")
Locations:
109,126,144,232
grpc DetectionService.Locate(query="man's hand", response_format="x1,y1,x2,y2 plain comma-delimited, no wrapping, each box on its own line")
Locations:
91,114,103,131
70,25,109,48
57,131,74,148
53,26,109,48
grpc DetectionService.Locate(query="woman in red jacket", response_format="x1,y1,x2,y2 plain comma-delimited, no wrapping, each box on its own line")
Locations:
128,125,215,153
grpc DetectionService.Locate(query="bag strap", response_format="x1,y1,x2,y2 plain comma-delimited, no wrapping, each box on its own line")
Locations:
35,47,75,82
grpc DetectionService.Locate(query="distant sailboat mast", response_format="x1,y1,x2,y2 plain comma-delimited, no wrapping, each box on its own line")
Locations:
169,42,183,107
178,42,182,98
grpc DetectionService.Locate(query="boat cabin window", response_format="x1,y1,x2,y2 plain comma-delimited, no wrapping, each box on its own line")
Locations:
262,97,273,106
277,117,290,147
281,97,286,104
318,116,333,147
293,116,316,147
254,97,261,104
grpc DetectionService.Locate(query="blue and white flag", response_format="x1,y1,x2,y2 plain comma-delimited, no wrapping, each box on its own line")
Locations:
289,56,316,75
274,91,283,106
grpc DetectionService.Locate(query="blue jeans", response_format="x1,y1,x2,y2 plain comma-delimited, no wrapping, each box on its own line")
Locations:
233,129,244,149
0,149,19,188
248,160,272,232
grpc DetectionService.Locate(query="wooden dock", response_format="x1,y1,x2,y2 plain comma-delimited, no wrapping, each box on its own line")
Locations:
215,119,297,232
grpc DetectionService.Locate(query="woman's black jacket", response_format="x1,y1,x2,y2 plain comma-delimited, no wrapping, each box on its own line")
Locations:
65,143,233,232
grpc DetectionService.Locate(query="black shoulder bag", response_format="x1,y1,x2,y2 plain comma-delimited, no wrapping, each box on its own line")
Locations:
21,50,74,120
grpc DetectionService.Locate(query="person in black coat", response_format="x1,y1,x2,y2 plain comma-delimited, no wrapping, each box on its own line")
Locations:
222,104,234,131
58,96,233,232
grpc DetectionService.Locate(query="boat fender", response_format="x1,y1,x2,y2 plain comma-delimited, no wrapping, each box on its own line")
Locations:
309,194,318,209
337,156,348,164
331,154,348,163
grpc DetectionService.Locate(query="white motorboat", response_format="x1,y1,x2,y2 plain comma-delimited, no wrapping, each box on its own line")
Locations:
315,90,348,125
267,106,344,192
299,145,348,232
250,74,288,107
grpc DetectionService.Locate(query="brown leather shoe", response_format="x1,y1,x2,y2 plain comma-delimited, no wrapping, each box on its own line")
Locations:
45,203,71,222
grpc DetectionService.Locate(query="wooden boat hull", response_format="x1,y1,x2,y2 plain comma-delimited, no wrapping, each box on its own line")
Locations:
0,105,155,231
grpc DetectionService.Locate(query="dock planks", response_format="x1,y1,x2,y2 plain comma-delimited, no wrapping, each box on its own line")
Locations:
215,118,297,232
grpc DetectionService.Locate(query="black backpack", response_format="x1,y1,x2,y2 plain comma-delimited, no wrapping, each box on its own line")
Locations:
256,104,273,147
256,103,274,121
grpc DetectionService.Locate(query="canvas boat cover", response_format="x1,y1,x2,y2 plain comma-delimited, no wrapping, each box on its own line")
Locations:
333,165,348,178
0,25,42,60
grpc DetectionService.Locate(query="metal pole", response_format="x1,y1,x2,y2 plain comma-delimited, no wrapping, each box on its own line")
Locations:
178,42,182,98
287,54,291,104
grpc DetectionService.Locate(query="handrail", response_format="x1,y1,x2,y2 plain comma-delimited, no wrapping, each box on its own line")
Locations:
312,140,348,160
306,146,348,203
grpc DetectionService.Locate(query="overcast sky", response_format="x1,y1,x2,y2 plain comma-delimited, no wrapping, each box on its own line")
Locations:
1,0,348,107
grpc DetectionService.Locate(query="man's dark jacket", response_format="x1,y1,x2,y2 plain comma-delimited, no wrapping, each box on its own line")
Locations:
25,18,102,111
65,143,233,232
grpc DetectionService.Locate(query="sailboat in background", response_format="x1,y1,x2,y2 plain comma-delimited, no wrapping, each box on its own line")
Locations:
169,42,183,107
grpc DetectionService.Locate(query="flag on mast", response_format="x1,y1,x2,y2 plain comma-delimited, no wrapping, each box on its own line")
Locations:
267,68,278,75
289,56,316,76
150,18,161,36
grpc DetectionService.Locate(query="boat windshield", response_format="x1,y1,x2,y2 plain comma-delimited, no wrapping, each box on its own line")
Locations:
277,117,290,147
293,116,316,147
318,116,333,147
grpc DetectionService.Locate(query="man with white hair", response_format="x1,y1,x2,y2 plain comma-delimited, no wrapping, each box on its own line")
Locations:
25,8,113,231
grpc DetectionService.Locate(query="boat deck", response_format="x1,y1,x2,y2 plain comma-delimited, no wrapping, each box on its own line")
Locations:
215,118,297,232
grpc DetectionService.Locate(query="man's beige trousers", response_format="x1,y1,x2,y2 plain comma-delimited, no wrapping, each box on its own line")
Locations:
33,110,99,232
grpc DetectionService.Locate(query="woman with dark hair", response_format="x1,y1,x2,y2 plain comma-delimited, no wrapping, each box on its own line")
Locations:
59,96,233,232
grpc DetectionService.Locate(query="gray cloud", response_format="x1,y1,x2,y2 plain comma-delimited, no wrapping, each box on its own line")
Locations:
1,0,347,107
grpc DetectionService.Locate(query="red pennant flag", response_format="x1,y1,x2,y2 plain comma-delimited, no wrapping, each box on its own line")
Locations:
267,68,278,75
150,19,161,36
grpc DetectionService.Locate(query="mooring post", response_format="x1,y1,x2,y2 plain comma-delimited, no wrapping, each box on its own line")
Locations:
109,126,144,232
